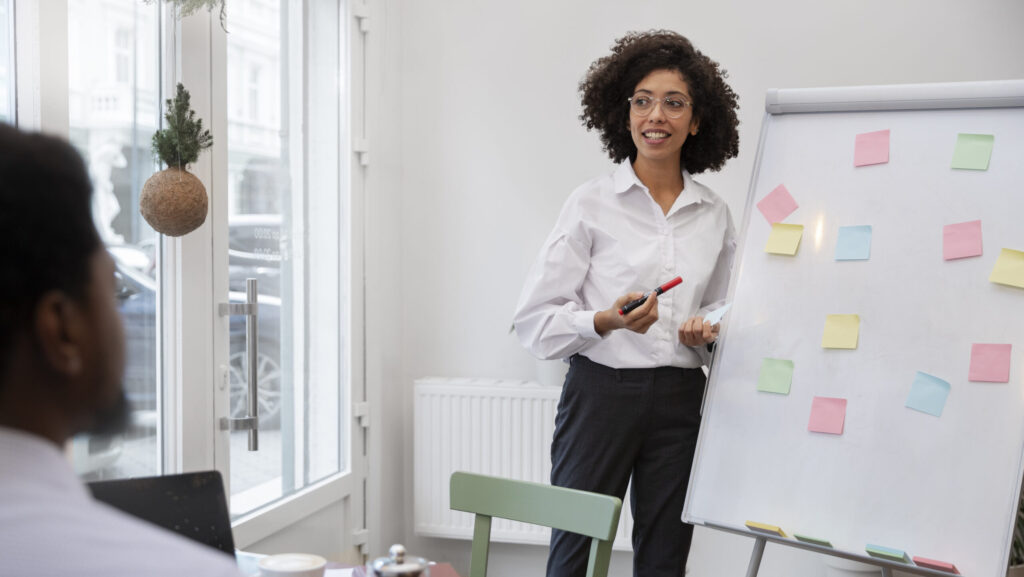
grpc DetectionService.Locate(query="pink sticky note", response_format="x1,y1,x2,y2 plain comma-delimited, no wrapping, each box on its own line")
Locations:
808,397,847,435
943,220,983,260
969,343,1012,383
912,556,959,574
855,129,890,167
756,184,798,224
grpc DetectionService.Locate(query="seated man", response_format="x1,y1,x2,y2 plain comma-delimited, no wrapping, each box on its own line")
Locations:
0,124,241,577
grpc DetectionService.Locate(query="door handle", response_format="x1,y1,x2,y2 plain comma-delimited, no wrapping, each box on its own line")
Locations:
218,278,260,451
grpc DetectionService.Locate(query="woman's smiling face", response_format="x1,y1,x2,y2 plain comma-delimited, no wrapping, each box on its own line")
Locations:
628,68,699,169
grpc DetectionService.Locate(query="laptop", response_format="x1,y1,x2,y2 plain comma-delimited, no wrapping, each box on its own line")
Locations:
88,470,235,556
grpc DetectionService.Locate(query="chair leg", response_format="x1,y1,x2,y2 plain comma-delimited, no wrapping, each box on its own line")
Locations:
469,514,492,577
585,537,613,577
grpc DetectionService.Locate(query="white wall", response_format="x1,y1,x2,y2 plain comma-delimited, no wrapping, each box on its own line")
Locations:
366,0,1024,575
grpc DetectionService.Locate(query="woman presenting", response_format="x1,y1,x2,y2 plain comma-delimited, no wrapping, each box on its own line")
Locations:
513,30,740,576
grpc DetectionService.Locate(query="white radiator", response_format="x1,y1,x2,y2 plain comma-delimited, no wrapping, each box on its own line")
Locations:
413,377,634,551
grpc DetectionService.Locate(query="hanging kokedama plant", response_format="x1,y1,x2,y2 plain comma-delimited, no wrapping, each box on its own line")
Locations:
140,82,214,237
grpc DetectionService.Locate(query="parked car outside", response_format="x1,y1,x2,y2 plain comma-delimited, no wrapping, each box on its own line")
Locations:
113,214,284,429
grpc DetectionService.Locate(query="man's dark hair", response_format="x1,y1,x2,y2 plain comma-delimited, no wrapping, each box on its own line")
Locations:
579,30,741,174
0,123,100,379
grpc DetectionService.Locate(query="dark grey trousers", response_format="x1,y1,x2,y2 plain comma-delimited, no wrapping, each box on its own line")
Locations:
545,354,705,577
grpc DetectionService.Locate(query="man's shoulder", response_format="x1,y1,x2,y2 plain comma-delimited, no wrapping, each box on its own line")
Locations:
0,495,242,577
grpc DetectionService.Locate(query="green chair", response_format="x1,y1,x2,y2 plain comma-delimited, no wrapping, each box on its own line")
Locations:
449,471,622,577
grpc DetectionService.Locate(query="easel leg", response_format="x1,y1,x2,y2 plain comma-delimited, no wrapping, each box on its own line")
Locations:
745,537,767,577
880,568,893,577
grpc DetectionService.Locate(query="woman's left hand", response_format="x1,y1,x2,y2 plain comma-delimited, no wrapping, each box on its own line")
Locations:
678,316,719,347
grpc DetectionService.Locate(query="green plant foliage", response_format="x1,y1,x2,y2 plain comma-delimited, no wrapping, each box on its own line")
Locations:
144,0,227,31
151,83,213,169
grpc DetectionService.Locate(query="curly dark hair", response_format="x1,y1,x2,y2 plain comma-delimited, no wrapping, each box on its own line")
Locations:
579,30,740,174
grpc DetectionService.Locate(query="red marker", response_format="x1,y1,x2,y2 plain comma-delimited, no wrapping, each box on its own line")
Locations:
618,276,683,315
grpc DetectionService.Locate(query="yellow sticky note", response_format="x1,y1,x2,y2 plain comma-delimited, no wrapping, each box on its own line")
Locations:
822,314,859,349
745,520,787,537
765,223,804,255
990,248,1024,289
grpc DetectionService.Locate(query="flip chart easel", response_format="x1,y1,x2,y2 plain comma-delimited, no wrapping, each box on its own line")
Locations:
683,80,1024,577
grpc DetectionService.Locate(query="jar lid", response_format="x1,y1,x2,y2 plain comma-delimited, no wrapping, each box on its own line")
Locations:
370,544,430,577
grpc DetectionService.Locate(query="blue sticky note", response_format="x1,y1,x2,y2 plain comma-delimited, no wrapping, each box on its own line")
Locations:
835,225,872,261
905,372,951,417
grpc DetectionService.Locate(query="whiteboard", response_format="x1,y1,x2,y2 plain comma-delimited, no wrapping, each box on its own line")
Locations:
683,80,1024,577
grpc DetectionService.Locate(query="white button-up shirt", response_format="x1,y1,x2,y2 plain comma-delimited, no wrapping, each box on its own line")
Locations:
0,426,243,577
514,161,735,369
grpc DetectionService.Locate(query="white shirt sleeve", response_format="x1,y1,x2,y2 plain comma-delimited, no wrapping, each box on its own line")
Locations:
513,223,604,361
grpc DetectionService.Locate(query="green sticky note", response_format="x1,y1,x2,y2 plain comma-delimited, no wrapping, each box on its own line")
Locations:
866,544,910,563
757,358,794,395
951,133,994,170
794,534,833,548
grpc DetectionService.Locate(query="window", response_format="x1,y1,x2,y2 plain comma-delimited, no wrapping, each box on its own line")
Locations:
20,0,363,548
114,27,132,84
67,0,163,481
0,0,13,123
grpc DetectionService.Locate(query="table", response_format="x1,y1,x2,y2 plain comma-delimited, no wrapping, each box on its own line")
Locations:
236,551,460,577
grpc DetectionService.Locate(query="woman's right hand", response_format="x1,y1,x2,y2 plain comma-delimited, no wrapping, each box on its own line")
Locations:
593,291,659,337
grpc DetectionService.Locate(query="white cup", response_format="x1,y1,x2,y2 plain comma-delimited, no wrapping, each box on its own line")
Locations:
258,553,327,577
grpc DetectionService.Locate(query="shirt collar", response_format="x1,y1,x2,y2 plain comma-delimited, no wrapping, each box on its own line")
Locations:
612,161,716,207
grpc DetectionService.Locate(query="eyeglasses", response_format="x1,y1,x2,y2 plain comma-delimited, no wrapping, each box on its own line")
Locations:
627,94,692,119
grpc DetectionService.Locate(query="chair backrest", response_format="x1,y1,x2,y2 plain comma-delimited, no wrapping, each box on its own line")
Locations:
449,471,622,577
87,470,235,556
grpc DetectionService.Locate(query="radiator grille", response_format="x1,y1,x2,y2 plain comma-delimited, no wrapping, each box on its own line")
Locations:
413,377,634,550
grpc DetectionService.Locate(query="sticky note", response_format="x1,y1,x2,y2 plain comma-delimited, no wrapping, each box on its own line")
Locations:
905,372,951,417
822,314,859,349
794,534,833,548
766,223,804,256
912,557,960,574
808,397,846,435
758,358,794,395
969,343,1012,383
943,220,983,260
745,521,786,537
835,225,872,261
703,303,731,326
951,133,994,170
990,248,1024,288
854,129,889,167
866,544,909,563
756,184,798,224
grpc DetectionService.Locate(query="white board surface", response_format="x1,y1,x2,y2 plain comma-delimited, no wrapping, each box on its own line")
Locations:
683,80,1024,577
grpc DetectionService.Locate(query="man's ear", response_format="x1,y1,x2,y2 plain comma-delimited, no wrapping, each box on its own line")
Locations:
33,292,85,377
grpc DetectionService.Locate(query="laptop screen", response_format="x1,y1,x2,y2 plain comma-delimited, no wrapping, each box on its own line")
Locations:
88,470,235,556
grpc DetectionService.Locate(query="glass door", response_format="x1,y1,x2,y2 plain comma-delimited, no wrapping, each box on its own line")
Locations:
222,0,351,521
